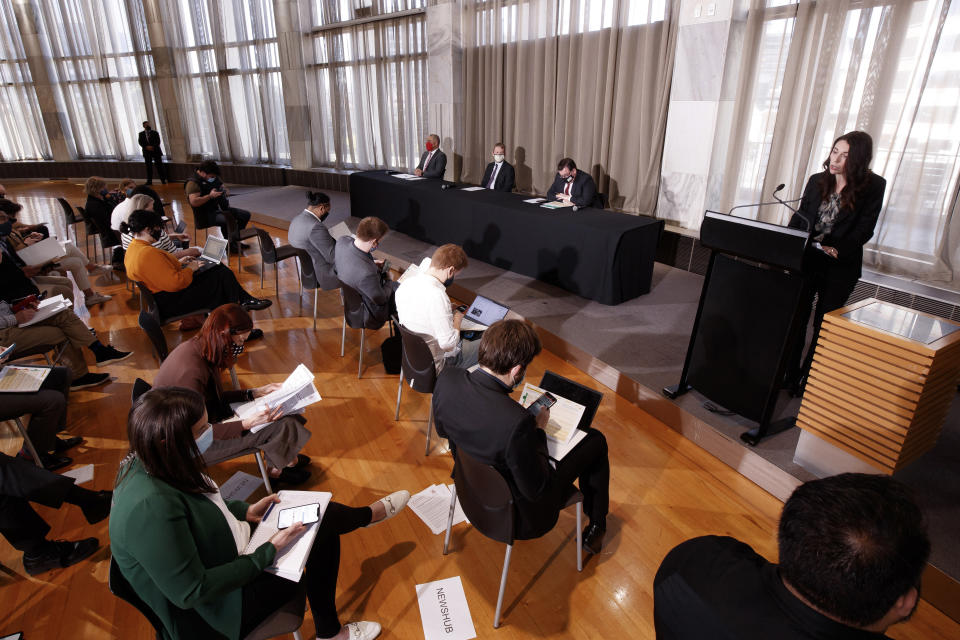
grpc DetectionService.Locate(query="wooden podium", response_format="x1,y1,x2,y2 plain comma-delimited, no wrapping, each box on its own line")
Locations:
796,298,960,474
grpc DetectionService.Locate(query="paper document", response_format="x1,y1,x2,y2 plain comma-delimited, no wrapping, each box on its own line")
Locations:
19,295,71,327
220,471,262,501
541,200,575,209
523,197,546,204
392,173,416,179
546,429,587,462
460,186,485,192
0,365,51,393
409,484,467,535
62,464,94,485
16,237,67,266
327,221,352,239
242,489,332,581
398,257,431,284
416,576,477,640
519,383,585,445
229,364,322,432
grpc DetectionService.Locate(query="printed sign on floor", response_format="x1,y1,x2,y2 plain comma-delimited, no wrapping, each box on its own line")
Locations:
415,576,476,640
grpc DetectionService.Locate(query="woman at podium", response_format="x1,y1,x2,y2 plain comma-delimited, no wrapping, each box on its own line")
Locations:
787,130,886,394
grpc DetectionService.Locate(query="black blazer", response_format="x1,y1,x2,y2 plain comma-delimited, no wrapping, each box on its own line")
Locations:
789,171,886,279
416,149,447,179
432,367,564,539
480,161,516,192
138,129,163,157
546,170,598,208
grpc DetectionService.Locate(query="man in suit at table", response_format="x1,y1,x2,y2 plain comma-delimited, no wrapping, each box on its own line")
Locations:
137,121,167,185
432,319,610,553
414,133,447,179
480,142,516,192
546,158,598,208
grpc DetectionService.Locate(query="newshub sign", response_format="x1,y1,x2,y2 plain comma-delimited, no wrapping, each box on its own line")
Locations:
415,576,477,640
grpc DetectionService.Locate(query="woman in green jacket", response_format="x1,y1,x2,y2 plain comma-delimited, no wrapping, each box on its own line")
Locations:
110,386,409,640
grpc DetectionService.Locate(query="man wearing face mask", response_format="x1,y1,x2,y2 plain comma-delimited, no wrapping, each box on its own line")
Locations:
396,244,478,371
288,191,339,290
185,160,252,253
413,134,447,179
334,216,398,329
546,158,598,209
137,121,167,185
480,142,516,192
432,319,610,551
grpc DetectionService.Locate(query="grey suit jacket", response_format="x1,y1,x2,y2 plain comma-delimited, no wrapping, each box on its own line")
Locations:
416,149,447,179
333,236,397,325
288,210,338,289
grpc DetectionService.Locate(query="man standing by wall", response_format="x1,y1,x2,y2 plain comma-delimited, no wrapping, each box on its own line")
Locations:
137,121,167,185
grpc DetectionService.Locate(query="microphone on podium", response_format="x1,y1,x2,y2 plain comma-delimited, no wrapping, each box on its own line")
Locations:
772,183,808,231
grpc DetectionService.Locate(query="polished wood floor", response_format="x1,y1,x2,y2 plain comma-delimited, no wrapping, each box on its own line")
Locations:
1,180,956,639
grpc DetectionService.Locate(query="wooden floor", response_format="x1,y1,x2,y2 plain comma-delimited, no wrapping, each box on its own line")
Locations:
1,180,956,639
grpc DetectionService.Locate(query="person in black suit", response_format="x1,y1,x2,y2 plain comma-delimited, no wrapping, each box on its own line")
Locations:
137,121,167,185
414,133,447,179
432,319,610,553
546,158,598,208
480,142,515,192
786,131,885,394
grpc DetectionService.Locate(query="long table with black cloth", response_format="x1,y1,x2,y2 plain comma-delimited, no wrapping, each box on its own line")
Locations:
348,171,664,305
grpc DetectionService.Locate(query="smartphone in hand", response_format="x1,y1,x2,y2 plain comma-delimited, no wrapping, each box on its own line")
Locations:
277,503,321,529
528,391,557,416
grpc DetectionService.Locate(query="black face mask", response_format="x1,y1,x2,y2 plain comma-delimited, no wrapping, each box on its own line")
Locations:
230,342,244,357
0,220,12,236
149,227,162,241
442,276,454,288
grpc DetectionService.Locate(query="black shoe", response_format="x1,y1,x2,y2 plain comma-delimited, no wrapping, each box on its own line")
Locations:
70,372,111,390
80,490,113,524
582,523,606,555
23,538,100,575
241,298,272,312
145,181,153,186
19,450,72,471
246,328,264,342
275,466,311,486
94,345,132,365
54,435,84,452
294,453,311,469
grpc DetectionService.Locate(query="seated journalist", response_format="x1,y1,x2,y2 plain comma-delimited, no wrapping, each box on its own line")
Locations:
654,473,930,639
110,386,411,640
546,158,598,208
334,216,398,329
288,191,339,290
153,304,313,485
432,319,610,553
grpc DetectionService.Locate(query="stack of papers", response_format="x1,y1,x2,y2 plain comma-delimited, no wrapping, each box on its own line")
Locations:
541,200,575,209
409,484,468,535
0,366,52,392
523,197,546,204
19,295,71,327
16,237,67,265
242,489,332,581
519,383,588,461
460,186,485,192
392,173,425,181
230,364,321,432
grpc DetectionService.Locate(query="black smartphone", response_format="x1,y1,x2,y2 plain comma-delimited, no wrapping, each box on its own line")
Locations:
529,392,557,416
277,503,320,529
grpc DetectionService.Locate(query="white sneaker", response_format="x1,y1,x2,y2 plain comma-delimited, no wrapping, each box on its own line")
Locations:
85,293,112,306
343,621,381,640
366,490,410,527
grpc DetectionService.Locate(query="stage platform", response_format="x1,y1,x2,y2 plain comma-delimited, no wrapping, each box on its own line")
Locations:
236,184,960,620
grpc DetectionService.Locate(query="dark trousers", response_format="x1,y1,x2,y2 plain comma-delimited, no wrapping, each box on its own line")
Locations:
791,260,859,379
555,428,610,526
153,264,253,319
0,366,70,453
0,452,77,553
239,502,373,639
214,208,251,243
143,152,167,184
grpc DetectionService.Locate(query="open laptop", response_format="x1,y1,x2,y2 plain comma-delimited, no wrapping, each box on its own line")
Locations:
193,235,229,273
460,295,510,332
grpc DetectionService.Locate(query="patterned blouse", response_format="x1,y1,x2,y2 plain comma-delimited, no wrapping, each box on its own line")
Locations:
813,193,841,242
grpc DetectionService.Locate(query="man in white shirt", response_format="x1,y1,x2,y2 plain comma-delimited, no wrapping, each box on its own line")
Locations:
396,244,478,371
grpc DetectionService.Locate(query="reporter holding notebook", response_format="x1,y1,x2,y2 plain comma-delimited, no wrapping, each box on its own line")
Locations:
110,386,410,640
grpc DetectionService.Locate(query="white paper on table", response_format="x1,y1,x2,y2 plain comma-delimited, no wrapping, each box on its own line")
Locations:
523,197,546,203
519,383,585,444
220,471,262,501
416,576,477,640
62,464,94,485
460,186,485,192
392,173,416,179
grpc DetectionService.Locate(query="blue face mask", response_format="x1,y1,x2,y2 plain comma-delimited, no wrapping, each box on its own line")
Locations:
100,188,109,196
125,188,134,197
206,177,216,183
194,425,214,455
0,220,12,236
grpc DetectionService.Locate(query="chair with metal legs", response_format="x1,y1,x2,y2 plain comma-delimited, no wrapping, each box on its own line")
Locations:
254,228,301,303
394,323,439,455
338,280,393,379
442,448,583,628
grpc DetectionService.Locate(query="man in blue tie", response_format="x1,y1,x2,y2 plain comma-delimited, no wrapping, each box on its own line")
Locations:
480,142,516,192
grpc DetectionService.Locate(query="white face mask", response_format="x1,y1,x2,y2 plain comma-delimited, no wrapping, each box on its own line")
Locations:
493,153,505,163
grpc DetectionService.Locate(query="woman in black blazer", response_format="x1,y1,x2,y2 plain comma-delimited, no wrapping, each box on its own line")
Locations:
787,131,886,393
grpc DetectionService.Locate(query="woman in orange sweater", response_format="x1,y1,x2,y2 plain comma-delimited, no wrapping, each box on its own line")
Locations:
122,209,270,319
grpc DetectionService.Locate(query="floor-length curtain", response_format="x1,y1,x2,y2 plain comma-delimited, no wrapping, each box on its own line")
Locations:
462,0,678,215
715,0,960,283
158,0,289,164
0,0,51,160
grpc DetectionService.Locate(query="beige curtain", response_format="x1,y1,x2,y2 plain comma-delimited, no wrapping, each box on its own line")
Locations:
461,0,679,215
714,0,960,282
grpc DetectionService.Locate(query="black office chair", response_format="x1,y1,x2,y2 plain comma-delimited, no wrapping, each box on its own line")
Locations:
255,228,301,302
394,323,438,455
443,448,583,628
109,557,165,640
131,378,152,404
291,248,339,330
339,280,392,378
134,281,211,363
57,197,85,246
76,206,99,260
594,192,608,209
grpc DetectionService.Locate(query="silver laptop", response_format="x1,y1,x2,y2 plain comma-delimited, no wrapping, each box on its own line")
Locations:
193,235,229,273
460,295,510,331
